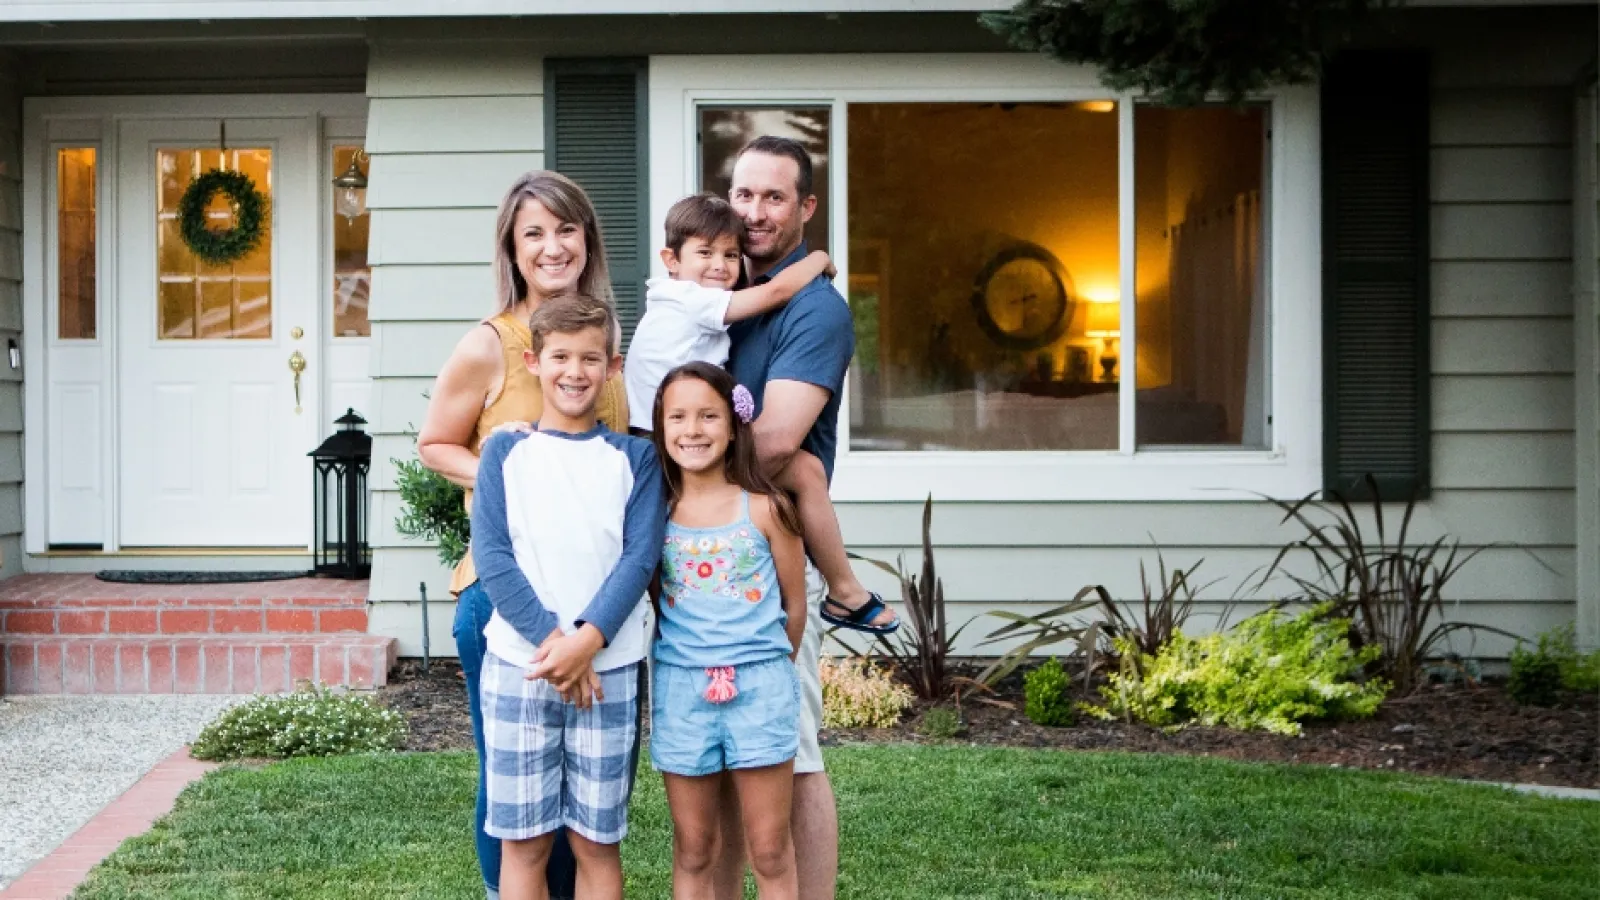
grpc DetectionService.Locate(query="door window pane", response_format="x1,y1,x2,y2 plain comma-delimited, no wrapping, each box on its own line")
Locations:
847,102,1120,451
155,147,273,340
1134,105,1269,447
698,107,831,255
331,145,371,338
57,148,97,340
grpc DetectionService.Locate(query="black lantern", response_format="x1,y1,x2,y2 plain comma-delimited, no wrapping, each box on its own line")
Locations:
310,408,372,579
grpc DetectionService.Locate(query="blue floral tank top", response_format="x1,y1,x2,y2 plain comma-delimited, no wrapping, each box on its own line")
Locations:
654,492,791,668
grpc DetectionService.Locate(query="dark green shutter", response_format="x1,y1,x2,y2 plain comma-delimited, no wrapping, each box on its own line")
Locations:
546,58,649,347
1321,50,1432,500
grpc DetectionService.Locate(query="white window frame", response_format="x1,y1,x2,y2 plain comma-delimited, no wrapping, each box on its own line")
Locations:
649,54,1322,503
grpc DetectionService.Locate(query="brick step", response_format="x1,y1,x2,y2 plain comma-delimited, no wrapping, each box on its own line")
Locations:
0,574,369,636
1,634,397,695
0,604,369,636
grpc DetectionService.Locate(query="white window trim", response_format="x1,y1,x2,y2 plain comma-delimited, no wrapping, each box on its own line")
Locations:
648,53,1322,503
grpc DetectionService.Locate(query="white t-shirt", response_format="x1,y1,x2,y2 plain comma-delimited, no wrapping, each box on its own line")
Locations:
623,277,734,431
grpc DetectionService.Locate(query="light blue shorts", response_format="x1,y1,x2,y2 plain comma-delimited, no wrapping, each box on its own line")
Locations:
650,656,799,776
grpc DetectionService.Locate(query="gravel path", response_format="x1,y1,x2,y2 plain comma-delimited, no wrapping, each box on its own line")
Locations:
0,695,239,889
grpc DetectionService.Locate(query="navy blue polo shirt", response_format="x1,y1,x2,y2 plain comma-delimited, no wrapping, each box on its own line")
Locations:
727,243,855,481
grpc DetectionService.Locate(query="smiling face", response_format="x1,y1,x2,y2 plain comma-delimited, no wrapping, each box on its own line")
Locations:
659,376,733,476
513,198,587,300
525,325,617,426
662,233,742,290
730,151,814,267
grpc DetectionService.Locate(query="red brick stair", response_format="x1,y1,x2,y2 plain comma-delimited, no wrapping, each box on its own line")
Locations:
0,574,395,695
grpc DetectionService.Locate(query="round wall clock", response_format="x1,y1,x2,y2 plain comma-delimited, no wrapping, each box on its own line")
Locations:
970,241,1074,350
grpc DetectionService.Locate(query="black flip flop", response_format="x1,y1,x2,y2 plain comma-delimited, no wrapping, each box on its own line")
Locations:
820,593,900,635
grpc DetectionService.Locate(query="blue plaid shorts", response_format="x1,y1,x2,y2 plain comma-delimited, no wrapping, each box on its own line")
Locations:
480,651,640,844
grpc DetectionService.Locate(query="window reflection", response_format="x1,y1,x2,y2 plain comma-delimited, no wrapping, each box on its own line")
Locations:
331,145,371,338
698,106,831,255
57,148,97,340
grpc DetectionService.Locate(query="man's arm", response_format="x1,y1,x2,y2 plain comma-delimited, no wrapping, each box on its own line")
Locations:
750,292,855,476
724,251,833,323
470,433,560,645
752,380,831,477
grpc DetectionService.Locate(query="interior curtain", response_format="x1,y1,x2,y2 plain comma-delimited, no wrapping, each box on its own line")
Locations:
1167,190,1263,443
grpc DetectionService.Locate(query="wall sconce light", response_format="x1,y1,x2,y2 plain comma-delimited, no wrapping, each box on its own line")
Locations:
1084,301,1120,382
7,338,19,370
332,148,369,222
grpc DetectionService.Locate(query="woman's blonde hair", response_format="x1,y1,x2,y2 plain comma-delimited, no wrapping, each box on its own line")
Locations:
492,171,613,313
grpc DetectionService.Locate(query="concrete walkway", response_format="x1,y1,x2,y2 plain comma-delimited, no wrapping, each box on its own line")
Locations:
0,695,236,892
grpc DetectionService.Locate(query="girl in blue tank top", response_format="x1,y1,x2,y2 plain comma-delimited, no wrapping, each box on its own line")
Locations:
649,361,807,900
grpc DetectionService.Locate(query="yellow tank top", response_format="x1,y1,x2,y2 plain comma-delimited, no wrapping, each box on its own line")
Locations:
448,310,631,595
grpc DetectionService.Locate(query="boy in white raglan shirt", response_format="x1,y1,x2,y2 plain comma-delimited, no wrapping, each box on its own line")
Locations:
472,292,666,900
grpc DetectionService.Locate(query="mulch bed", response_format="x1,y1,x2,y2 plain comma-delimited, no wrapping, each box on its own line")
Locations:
377,658,1598,788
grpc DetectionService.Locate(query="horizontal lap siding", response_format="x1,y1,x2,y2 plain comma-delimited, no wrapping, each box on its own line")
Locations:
0,58,20,578
365,41,544,646
366,29,1583,659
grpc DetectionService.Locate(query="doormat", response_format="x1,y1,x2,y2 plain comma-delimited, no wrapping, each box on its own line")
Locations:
95,570,314,585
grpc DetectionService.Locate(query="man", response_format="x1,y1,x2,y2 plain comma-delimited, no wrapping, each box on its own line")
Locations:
717,134,854,900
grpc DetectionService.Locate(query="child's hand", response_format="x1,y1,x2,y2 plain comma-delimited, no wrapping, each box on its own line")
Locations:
563,667,606,710
491,420,533,436
526,624,605,695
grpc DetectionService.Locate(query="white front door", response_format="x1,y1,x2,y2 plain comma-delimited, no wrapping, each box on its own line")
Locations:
115,118,319,547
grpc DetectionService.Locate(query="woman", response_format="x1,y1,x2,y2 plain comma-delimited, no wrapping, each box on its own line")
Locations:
419,170,629,900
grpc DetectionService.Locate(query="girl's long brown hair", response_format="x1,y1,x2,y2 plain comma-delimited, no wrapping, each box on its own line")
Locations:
652,362,802,536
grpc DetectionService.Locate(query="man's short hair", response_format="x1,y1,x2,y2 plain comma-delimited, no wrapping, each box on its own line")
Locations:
736,135,814,198
663,193,747,255
528,292,615,356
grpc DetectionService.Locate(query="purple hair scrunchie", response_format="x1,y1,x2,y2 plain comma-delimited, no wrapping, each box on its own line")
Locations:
731,384,756,424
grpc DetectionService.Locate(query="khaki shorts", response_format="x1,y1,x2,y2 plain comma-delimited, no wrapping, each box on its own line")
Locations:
794,562,826,774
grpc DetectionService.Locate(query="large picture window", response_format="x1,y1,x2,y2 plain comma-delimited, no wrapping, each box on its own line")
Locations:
655,56,1319,500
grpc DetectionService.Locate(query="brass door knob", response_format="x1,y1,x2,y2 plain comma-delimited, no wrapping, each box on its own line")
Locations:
288,350,306,414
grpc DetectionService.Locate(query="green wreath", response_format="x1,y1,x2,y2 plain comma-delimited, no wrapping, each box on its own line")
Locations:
179,169,267,266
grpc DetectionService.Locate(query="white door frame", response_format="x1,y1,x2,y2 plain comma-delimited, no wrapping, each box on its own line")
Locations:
21,93,367,555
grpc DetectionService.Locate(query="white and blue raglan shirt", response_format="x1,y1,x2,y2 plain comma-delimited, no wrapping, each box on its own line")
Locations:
470,424,667,673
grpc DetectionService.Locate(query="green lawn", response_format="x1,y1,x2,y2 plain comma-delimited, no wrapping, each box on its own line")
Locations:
74,747,1599,900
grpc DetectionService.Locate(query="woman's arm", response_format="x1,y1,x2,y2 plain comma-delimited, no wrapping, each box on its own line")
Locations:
417,324,502,489
752,492,808,656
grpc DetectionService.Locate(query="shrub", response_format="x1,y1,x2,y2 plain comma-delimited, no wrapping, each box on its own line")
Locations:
1023,658,1075,727
190,688,407,761
1088,604,1388,736
919,706,962,740
393,453,469,568
1507,644,1563,707
819,657,915,728
1261,476,1522,694
1538,623,1600,693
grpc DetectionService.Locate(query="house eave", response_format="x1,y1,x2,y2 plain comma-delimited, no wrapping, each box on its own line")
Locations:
0,0,1588,25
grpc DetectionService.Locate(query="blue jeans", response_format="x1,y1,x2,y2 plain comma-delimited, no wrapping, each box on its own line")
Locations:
454,581,578,897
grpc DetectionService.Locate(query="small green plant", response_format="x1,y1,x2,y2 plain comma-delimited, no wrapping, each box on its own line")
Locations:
190,687,407,761
1023,657,1075,727
1087,604,1388,736
393,454,469,568
1507,643,1563,707
1535,623,1600,692
820,657,915,728
919,706,962,740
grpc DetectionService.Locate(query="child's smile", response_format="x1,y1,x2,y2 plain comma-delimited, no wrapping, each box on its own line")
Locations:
660,378,733,474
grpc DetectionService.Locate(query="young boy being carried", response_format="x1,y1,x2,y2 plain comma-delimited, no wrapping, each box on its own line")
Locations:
472,292,666,900
623,193,897,635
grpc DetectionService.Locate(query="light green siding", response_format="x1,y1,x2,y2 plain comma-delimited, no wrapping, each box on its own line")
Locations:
364,40,545,649
0,51,20,579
